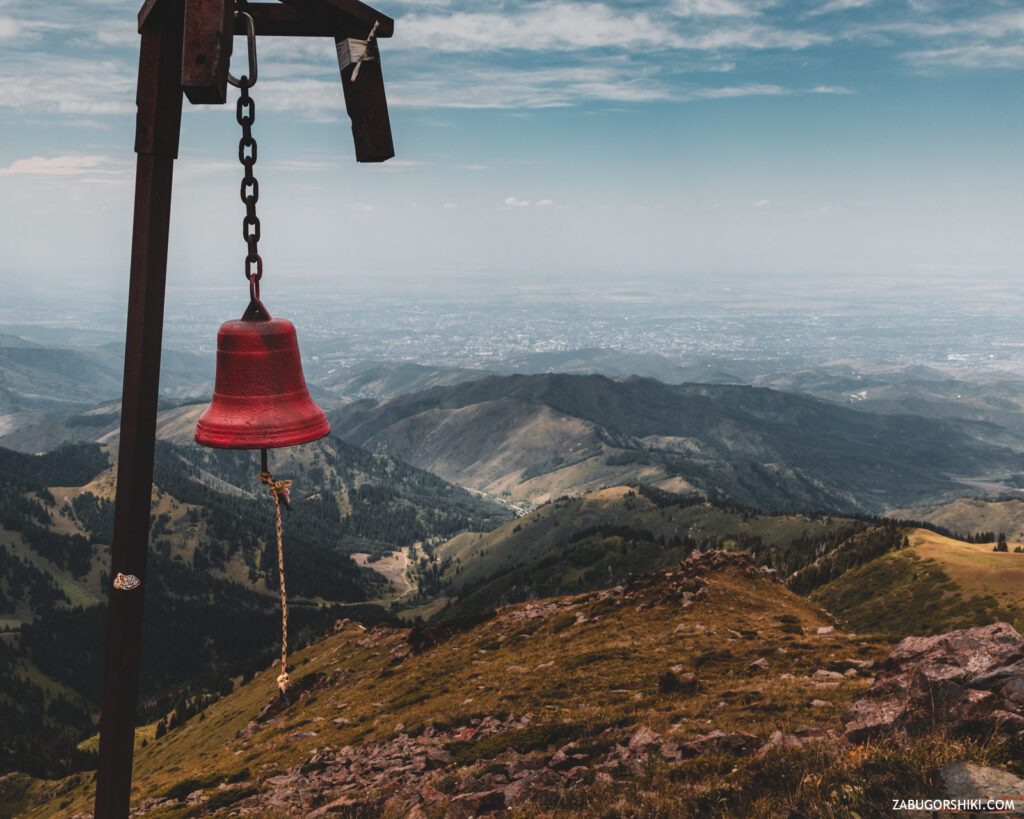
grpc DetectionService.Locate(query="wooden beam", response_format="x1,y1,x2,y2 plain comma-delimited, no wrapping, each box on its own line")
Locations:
337,36,394,162
233,4,342,37
95,7,184,819
278,0,393,37
137,0,165,33
142,0,393,37
182,0,234,104
228,3,387,38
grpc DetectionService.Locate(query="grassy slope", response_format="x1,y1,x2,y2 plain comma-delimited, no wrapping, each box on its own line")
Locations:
812,528,1024,637
891,498,1024,541
13,560,896,818
910,529,1024,612
438,487,853,595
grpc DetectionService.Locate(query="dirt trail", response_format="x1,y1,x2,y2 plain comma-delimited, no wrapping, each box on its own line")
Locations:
352,549,414,596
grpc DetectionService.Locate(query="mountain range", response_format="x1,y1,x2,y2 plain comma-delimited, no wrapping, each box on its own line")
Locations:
6,329,1024,807
330,373,1024,512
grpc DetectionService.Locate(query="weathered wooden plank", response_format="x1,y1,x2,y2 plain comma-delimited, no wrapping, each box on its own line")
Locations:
281,0,393,38
142,0,393,38
95,8,183,819
337,35,394,162
137,0,164,33
233,4,333,37
182,0,234,104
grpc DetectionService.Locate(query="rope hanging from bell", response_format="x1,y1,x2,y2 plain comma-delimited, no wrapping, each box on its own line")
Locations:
261,449,293,694
193,11,331,699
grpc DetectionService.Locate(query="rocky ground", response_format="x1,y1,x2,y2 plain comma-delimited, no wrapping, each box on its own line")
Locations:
8,550,1024,817
845,621,1024,741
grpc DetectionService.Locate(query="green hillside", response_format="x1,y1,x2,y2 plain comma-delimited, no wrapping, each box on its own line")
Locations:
889,497,1024,541
0,335,211,417
810,528,1024,638
411,485,864,619
0,439,511,778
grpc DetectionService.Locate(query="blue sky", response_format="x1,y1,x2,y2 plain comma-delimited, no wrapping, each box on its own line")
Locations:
0,0,1022,293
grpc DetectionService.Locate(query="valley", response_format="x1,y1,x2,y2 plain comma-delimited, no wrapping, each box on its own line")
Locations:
4,325,1024,813
352,549,415,599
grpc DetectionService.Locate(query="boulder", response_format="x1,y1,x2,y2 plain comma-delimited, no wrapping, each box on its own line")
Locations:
844,623,1024,742
756,730,804,755
678,730,762,757
940,763,1024,812
502,778,559,808
447,789,505,817
628,725,662,751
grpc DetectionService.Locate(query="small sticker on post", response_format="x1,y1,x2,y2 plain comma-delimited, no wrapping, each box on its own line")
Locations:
113,573,141,591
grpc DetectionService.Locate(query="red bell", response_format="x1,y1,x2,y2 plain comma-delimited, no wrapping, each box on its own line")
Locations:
195,300,330,449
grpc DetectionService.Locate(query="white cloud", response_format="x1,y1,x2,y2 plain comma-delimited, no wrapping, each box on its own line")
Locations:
681,24,829,51
395,2,824,54
807,0,876,16
0,56,135,114
0,155,106,176
687,83,853,100
92,21,139,48
905,42,1024,70
0,15,20,39
751,199,772,208
670,0,771,17
693,83,787,99
503,196,555,208
397,4,685,53
857,8,1024,71
389,65,674,109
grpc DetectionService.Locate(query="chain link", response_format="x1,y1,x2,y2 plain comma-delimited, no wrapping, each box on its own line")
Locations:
236,77,262,301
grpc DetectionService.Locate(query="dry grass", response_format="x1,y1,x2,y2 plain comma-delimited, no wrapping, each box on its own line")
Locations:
513,732,1016,818
910,528,1024,600
14,563,897,817
893,498,1024,542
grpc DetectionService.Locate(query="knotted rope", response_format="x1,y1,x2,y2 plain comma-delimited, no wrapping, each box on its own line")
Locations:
260,467,293,696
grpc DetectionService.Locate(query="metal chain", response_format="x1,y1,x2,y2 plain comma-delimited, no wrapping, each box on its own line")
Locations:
231,11,261,302
237,78,261,301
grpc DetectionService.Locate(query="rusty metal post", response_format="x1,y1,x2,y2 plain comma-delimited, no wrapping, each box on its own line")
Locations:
94,9,183,818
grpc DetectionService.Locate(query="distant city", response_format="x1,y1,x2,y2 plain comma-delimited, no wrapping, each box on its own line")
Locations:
2,271,1021,382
